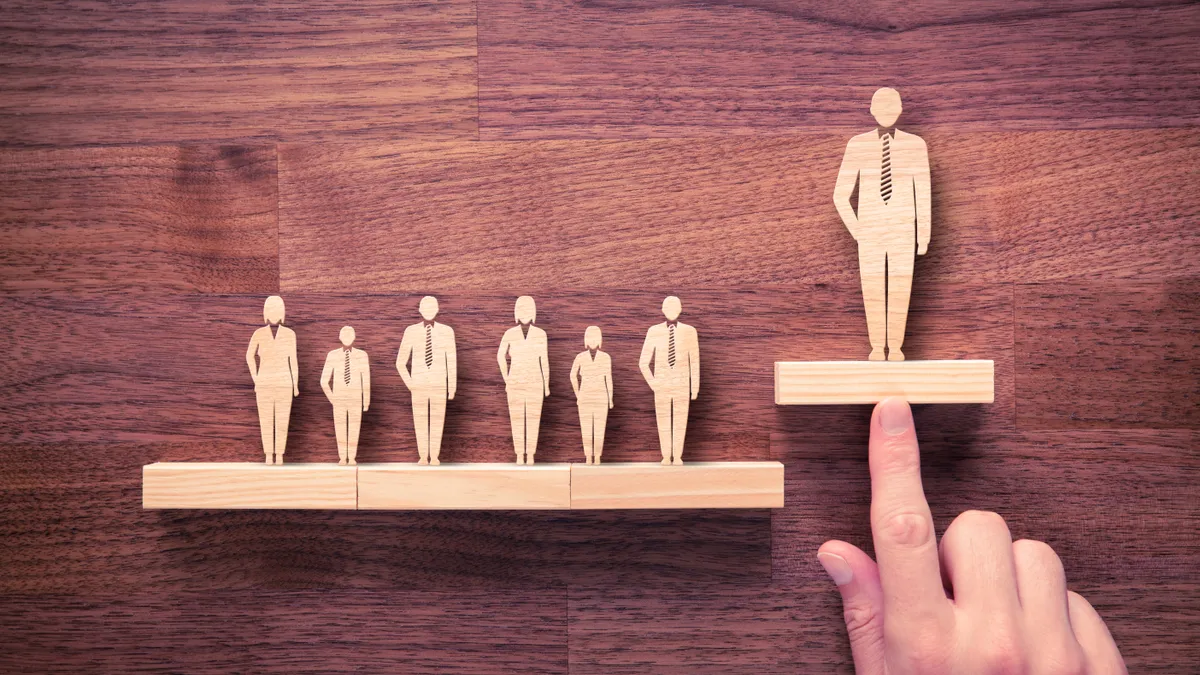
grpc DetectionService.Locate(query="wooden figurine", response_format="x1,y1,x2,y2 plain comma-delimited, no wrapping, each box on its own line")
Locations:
833,87,931,361
639,296,700,465
570,326,614,464
396,296,457,466
245,295,298,465
498,296,550,465
320,326,370,465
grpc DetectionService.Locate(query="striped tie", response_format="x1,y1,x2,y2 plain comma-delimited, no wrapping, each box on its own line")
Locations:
668,323,676,368
881,133,892,204
343,349,351,385
424,323,433,368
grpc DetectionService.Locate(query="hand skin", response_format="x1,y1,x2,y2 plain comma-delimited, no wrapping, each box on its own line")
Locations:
818,398,1127,675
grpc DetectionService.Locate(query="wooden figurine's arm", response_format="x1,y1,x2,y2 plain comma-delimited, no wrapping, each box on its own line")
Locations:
638,330,656,389
319,353,335,403
915,140,932,255
833,141,861,239
496,337,511,386
360,353,370,411
569,356,582,399
605,358,614,408
288,335,299,396
445,328,457,400
245,335,259,385
395,334,415,391
539,338,550,397
689,335,700,400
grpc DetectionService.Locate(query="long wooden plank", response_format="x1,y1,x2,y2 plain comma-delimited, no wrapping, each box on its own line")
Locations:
0,0,476,145
142,462,357,510
478,0,1200,137
358,463,572,510
775,360,995,404
570,462,784,509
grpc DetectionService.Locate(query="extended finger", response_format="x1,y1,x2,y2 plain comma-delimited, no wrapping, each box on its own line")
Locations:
1013,539,1086,673
939,510,1019,613
818,540,886,675
868,398,953,633
1068,591,1128,675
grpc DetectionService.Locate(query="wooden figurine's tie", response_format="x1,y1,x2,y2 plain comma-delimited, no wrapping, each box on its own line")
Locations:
880,132,892,203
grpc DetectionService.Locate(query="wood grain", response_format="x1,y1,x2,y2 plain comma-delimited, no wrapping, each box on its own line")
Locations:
775,360,995,404
0,0,477,145
143,462,358,509
0,589,569,674
570,462,785,509
477,0,1200,137
277,131,1200,292
1015,280,1200,429
0,146,278,293
358,462,573,509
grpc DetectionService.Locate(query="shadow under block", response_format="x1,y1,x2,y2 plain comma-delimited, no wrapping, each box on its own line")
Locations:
774,360,995,405
570,462,785,509
142,463,357,510
357,463,572,510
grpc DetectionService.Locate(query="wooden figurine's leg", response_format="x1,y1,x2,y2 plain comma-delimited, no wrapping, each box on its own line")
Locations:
334,403,349,464
256,388,274,463
525,395,544,464
412,393,430,464
594,403,608,464
274,391,292,464
346,403,362,465
428,393,447,465
508,393,525,463
858,244,887,360
886,249,916,361
671,392,690,465
654,390,672,464
578,405,593,463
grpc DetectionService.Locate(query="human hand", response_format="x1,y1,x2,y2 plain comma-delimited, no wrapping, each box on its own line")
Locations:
817,398,1126,675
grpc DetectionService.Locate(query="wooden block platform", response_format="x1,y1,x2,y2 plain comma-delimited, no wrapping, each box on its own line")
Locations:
570,462,785,509
357,463,572,510
142,462,358,509
774,360,995,405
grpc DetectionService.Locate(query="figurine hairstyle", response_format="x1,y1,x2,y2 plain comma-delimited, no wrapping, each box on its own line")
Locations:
515,295,537,324
263,295,286,325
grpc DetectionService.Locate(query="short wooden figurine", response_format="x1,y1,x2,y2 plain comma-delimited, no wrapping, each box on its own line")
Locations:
833,87,931,361
639,296,700,465
396,296,457,465
246,295,298,465
320,326,370,465
498,296,550,465
570,326,614,464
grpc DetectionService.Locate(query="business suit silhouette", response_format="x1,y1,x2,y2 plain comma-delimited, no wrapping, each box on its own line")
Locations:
640,297,700,465
571,326,613,464
397,297,457,465
246,296,298,465
833,88,931,361
498,296,549,464
320,326,370,465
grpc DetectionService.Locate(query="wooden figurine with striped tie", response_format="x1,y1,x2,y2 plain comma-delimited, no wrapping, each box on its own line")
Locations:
397,296,457,465
639,296,700,465
833,87,932,362
320,326,370,465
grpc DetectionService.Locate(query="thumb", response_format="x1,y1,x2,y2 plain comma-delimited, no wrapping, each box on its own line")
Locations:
818,540,886,674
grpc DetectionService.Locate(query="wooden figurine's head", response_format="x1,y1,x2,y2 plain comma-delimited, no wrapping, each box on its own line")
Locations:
419,295,439,321
870,87,902,128
339,325,355,347
662,296,682,321
263,295,285,325
585,325,602,350
515,296,536,325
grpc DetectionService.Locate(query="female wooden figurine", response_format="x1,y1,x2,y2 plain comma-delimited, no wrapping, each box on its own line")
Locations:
497,296,550,464
245,295,299,464
570,326,614,464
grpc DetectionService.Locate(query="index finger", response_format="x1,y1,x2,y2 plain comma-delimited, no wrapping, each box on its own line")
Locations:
869,398,953,633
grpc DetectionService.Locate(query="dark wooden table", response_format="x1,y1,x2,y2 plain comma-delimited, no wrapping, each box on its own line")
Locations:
1,1,1196,672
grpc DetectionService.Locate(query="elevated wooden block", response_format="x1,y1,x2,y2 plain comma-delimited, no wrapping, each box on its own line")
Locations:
774,360,994,405
570,462,785,509
142,462,357,509
357,463,572,510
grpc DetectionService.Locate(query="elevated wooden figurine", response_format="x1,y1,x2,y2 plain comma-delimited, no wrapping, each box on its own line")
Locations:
396,296,457,465
640,296,700,465
498,296,550,465
570,326,614,464
320,326,370,465
245,295,298,464
775,88,994,405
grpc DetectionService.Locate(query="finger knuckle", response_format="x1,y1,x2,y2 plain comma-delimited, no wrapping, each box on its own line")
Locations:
874,436,921,474
1013,539,1064,574
976,623,1027,675
1034,647,1087,675
950,509,1010,536
897,626,952,673
842,601,882,638
876,508,934,549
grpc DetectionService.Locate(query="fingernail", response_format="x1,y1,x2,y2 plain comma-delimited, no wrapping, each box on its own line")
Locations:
879,397,912,435
817,552,854,586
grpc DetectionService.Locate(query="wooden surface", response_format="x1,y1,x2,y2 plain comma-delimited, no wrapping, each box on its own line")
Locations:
143,462,357,510
775,360,995,404
1,1,1197,672
571,462,785,509
358,463,572,510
